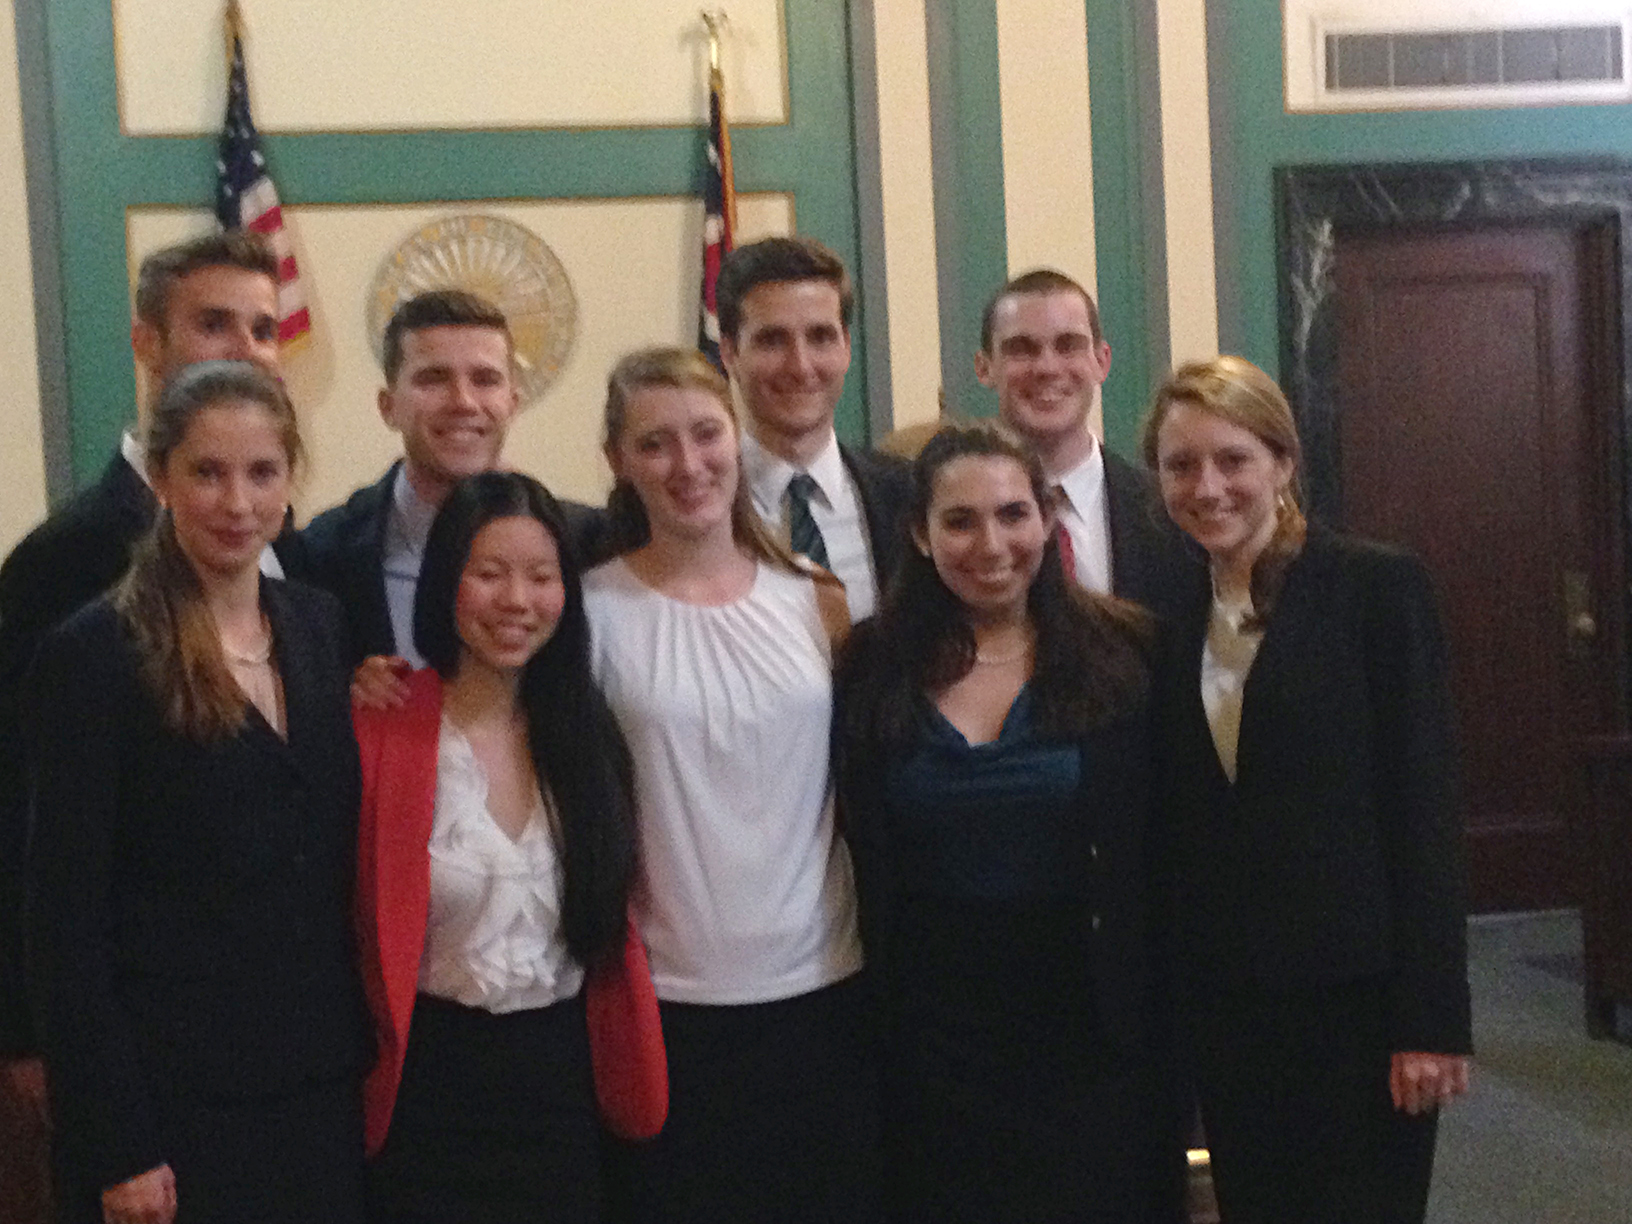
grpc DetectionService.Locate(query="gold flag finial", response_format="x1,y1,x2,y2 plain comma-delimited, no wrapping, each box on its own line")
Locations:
700,9,727,76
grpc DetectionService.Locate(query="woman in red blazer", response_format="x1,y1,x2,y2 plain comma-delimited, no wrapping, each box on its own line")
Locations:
353,472,656,1224
1143,357,1472,1224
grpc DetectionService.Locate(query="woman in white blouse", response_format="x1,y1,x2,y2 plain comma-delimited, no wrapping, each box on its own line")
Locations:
585,347,880,1223
354,472,640,1224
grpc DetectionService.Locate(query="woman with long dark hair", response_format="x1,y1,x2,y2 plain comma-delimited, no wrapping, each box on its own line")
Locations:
353,471,645,1224
1143,355,1471,1223
835,420,1176,1222
29,361,367,1224
584,346,879,1224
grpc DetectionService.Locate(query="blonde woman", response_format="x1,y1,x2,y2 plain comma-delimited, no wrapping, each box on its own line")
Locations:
1143,356,1471,1224
584,347,879,1223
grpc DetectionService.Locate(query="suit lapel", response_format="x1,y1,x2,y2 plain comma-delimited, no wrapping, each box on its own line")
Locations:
262,580,325,779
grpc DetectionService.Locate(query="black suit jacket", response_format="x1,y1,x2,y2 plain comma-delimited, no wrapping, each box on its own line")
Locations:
839,443,913,595
1103,448,1205,623
0,451,156,1056
278,463,611,668
835,619,1162,1055
27,580,367,1193
1155,526,1471,1054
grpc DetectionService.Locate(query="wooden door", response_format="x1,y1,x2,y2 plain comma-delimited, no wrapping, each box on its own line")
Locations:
1335,221,1625,912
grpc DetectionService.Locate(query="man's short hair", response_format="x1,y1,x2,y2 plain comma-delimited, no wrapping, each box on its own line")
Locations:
979,268,1104,352
381,289,513,384
133,231,279,332
716,236,854,342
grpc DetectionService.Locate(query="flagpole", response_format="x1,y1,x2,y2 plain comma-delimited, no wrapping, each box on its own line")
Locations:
701,10,737,240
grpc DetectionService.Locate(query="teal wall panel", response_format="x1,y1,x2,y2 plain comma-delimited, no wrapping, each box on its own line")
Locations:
42,0,868,486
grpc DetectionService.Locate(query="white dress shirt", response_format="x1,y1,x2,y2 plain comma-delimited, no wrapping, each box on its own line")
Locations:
740,428,878,621
1050,438,1113,595
381,465,437,668
122,430,284,579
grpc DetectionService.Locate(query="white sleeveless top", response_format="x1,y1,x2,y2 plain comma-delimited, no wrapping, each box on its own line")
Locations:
416,718,584,1012
583,558,863,1005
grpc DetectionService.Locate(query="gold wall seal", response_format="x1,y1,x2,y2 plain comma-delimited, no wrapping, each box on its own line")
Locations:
368,214,577,408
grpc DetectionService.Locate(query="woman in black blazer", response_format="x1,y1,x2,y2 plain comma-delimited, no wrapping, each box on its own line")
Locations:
1142,356,1471,1223
836,422,1180,1223
28,362,367,1224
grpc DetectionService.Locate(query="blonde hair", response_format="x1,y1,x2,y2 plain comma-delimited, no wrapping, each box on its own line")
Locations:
1141,355,1306,624
601,345,832,583
115,361,301,740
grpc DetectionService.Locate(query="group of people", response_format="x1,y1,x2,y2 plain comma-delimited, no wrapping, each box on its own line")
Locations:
0,229,1472,1224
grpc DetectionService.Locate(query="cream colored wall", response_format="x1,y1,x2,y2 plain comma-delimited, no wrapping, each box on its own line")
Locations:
872,0,942,429
115,0,789,133
0,0,47,554
1156,0,1219,365
128,195,791,519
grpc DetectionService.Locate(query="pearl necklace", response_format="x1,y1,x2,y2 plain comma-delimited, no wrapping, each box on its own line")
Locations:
973,643,1029,666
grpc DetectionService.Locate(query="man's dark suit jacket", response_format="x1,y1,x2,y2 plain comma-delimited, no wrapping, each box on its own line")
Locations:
0,451,155,1057
1156,525,1472,1054
840,444,914,597
278,463,611,669
1103,448,1204,623
27,581,367,1195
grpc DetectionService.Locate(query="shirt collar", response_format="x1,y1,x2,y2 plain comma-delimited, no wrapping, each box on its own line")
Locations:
1050,434,1105,515
391,464,441,553
120,430,151,490
740,427,844,516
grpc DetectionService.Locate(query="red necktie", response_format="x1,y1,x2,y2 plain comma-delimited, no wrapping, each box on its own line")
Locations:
1052,486,1077,583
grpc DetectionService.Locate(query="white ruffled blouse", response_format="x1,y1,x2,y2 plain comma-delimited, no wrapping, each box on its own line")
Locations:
416,718,583,1013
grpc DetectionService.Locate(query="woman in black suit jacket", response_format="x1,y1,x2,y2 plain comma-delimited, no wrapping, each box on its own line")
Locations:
1142,356,1471,1224
836,422,1180,1223
28,362,367,1224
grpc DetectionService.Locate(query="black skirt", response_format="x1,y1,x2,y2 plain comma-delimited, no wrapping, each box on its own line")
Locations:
366,992,601,1224
603,975,883,1224
55,1074,364,1224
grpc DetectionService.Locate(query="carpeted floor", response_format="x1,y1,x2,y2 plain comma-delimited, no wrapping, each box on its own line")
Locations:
1428,910,1632,1223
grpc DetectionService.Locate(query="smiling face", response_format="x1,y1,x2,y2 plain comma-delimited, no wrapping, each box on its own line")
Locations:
720,279,851,456
976,290,1110,471
378,325,519,502
1154,399,1294,576
150,399,293,581
454,515,566,677
915,454,1050,623
608,384,740,542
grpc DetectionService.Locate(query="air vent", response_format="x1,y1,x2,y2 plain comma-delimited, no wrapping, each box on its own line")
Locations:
1325,26,1622,91
1286,9,1632,112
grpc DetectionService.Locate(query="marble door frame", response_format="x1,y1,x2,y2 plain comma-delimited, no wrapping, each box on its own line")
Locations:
1275,158,1632,524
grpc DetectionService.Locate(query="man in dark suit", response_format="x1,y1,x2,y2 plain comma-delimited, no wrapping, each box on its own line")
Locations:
717,237,911,620
0,230,284,1206
280,289,603,670
976,268,1198,620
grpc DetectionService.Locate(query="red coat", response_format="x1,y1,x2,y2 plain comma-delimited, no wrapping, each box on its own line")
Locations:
353,668,665,1156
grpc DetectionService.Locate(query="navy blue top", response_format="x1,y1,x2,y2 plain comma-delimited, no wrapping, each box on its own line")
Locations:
882,686,1088,902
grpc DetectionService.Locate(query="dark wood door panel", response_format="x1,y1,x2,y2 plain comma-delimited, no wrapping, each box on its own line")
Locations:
1336,223,1621,911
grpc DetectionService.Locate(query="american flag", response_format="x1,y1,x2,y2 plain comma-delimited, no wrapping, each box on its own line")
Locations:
215,4,309,343
698,59,735,370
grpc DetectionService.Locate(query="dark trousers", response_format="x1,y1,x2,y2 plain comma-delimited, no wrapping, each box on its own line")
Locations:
1186,978,1440,1224
603,975,883,1224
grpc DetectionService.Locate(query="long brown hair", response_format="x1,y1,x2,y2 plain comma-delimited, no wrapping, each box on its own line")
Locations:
839,421,1150,751
601,345,830,582
115,361,302,740
1141,355,1307,626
